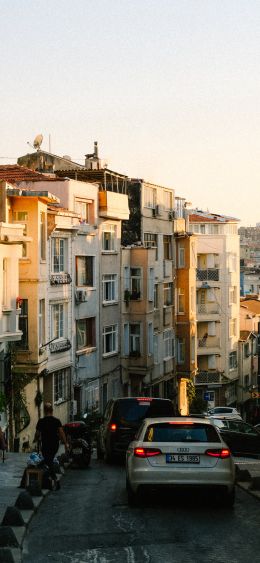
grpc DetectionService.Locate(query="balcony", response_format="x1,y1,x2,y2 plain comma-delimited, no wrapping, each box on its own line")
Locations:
49,339,71,354
197,336,220,354
196,269,219,282
197,303,220,315
50,273,72,285
195,371,222,385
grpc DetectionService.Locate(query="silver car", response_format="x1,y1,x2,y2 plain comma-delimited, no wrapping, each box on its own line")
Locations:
126,417,235,507
207,407,242,419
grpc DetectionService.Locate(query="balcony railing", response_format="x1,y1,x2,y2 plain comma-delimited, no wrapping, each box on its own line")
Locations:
50,273,72,285
197,303,220,315
195,371,221,385
198,336,220,348
197,269,219,282
49,339,71,354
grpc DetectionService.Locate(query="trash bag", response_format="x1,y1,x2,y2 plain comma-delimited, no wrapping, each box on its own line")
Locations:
27,452,43,466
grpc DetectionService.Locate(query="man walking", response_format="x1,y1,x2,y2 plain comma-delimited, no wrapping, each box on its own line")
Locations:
35,402,68,489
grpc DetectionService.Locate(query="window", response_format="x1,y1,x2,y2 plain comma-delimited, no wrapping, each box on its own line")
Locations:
16,299,28,349
130,268,141,299
54,368,69,403
76,317,96,350
76,256,94,286
103,324,118,356
178,288,185,314
178,247,185,268
124,323,141,356
163,235,172,260
229,319,237,337
144,186,156,208
229,351,237,369
148,268,155,301
154,284,159,309
177,338,185,363
102,274,118,302
102,224,117,251
163,329,174,359
229,286,237,305
52,238,65,273
13,211,28,257
40,212,46,260
164,282,173,306
39,299,45,348
144,233,158,259
244,343,250,358
130,324,141,355
51,303,64,340
2,258,7,306
164,190,172,210
153,333,159,363
75,199,89,223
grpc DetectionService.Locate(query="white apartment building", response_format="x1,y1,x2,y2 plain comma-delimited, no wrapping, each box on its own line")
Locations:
189,211,240,409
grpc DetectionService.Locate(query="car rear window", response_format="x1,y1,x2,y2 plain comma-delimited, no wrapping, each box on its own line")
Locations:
144,422,221,443
212,407,234,413
114,399,174,425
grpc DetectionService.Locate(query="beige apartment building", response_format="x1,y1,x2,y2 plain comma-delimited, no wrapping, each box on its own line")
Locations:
189,211,240,410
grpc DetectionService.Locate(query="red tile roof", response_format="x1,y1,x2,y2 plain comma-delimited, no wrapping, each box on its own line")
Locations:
0,165,60,183
189,212,237,223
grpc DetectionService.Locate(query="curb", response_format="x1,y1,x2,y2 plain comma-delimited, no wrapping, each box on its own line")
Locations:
0,463,69,563
235,465,260,501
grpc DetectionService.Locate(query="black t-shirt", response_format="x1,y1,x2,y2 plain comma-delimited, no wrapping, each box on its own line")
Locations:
36,416,62,452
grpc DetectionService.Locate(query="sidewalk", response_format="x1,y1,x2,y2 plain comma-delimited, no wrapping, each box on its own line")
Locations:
0,449,67,563
234,456,260,501
0,452,28,524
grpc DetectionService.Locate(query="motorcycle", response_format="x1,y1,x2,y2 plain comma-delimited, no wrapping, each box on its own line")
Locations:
63,421,91,468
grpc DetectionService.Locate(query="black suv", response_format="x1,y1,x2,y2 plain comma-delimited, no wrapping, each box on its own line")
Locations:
96,397,175,462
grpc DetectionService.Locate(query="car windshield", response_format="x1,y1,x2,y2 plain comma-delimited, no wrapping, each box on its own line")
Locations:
115,399,174,426
144,422,221,443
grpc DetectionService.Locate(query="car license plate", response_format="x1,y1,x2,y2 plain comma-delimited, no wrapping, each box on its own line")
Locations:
72,448,82,454
166,454,200,464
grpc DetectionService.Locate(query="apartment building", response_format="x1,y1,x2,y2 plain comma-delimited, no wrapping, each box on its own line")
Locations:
189,210,240,410
239,297,260,423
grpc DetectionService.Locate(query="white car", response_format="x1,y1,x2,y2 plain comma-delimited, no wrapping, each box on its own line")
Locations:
207,407,242,419
126,417,235,507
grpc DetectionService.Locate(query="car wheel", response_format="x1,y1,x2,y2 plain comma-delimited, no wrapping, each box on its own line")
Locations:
126,477,139,506
222,488,235,508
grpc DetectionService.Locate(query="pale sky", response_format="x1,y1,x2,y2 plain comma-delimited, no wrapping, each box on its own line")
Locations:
1,0,260,226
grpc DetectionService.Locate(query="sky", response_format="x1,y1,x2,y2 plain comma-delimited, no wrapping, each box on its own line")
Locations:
1,0,260,226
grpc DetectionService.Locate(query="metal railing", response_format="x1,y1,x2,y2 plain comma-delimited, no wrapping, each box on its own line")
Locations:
197,303,220,314
195,371,221,384
196,269,219,281
50,273,72,285
49,339,71,353
198,336,220,348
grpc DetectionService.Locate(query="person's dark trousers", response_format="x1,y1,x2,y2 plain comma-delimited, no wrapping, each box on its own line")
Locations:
42,449,58,481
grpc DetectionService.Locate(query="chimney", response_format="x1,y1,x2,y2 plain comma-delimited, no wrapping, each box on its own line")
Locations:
94,141,98,158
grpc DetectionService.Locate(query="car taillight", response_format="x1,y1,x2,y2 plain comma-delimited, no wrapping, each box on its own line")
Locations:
110,423,117,431
134,447,162,458
205,448,231,459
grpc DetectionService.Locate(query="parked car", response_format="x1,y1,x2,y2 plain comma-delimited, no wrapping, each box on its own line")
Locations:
208,407,242,419
254,423,260,434
96,397,175,463
126,417,235,507
210,418,260,457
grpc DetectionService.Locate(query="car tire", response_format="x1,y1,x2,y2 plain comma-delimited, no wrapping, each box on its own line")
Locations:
222,488,235,508
126,477,138,506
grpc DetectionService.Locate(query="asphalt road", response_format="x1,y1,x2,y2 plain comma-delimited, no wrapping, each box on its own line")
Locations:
22,456,260,563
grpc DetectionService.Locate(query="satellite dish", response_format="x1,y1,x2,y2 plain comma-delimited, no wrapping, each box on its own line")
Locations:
33,134,43,150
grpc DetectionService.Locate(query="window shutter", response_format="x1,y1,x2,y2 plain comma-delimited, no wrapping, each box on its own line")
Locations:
208,355,216,369
148,268,154,301
207,254,214,268
148,322,153,355
124,323,129,356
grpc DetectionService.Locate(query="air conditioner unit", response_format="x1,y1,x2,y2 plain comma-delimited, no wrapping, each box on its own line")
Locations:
75,289,88,303
155,204,162,216
168,210,175,221
152,207,157,217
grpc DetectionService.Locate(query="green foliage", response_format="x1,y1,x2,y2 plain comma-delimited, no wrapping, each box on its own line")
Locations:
189,395,208,414
186,380,196,404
